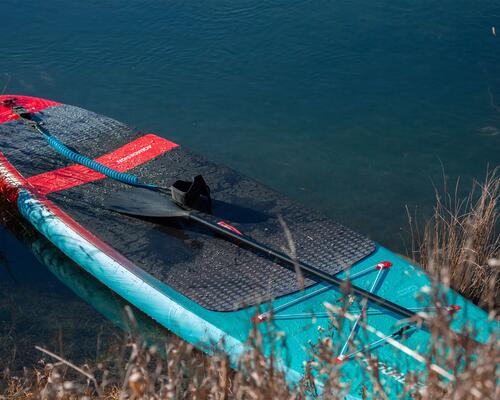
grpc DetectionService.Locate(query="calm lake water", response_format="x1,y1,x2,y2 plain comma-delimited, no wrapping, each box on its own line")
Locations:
1,0,499,370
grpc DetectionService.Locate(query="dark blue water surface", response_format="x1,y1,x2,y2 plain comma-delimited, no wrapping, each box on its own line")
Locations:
1,0,499,369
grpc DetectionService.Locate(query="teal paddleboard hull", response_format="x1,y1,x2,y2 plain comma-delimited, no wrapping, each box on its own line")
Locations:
0,95,495,399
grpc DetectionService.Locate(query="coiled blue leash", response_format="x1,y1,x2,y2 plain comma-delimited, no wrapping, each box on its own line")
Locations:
43,133,156,188
5,100,158,190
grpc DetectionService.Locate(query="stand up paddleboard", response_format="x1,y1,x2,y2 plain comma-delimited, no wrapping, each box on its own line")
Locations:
0,95,494,399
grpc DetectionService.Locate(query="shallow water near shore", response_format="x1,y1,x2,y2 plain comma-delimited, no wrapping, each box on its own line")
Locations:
1,1,499,371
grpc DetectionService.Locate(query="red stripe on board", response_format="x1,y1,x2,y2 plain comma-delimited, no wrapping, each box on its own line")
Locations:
0,95,61,124
27,134,179,195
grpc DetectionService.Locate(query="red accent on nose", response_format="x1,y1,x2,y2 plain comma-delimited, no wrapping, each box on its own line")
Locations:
376,261,393,270
0,95,61,124
447,305,461,314
335,356,345,365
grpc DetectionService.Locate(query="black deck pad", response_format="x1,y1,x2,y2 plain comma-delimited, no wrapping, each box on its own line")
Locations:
0,104,376,311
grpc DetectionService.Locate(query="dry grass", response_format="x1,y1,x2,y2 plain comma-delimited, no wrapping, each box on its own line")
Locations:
0,309,304,400
1,172,499,399
1,303,498,400
407,168,499,309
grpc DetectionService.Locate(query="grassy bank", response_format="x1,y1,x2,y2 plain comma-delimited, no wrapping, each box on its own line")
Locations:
1,172,498,399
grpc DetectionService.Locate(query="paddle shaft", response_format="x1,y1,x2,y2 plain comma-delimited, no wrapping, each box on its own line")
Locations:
189,214,417,320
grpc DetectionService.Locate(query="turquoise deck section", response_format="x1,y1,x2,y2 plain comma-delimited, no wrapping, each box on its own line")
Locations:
18,189,496,399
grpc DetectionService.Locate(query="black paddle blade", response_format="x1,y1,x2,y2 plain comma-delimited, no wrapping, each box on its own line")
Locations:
104,187,190,218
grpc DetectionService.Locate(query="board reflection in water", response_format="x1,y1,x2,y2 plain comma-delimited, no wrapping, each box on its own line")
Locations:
0,202,172,371
31,237,171,346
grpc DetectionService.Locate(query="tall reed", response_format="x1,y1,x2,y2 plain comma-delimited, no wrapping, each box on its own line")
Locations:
407,169,499,309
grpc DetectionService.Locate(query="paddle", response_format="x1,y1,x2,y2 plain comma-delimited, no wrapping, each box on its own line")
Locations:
104,187,421,322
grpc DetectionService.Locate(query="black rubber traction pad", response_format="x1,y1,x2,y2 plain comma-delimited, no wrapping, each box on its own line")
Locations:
0,104,376,311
